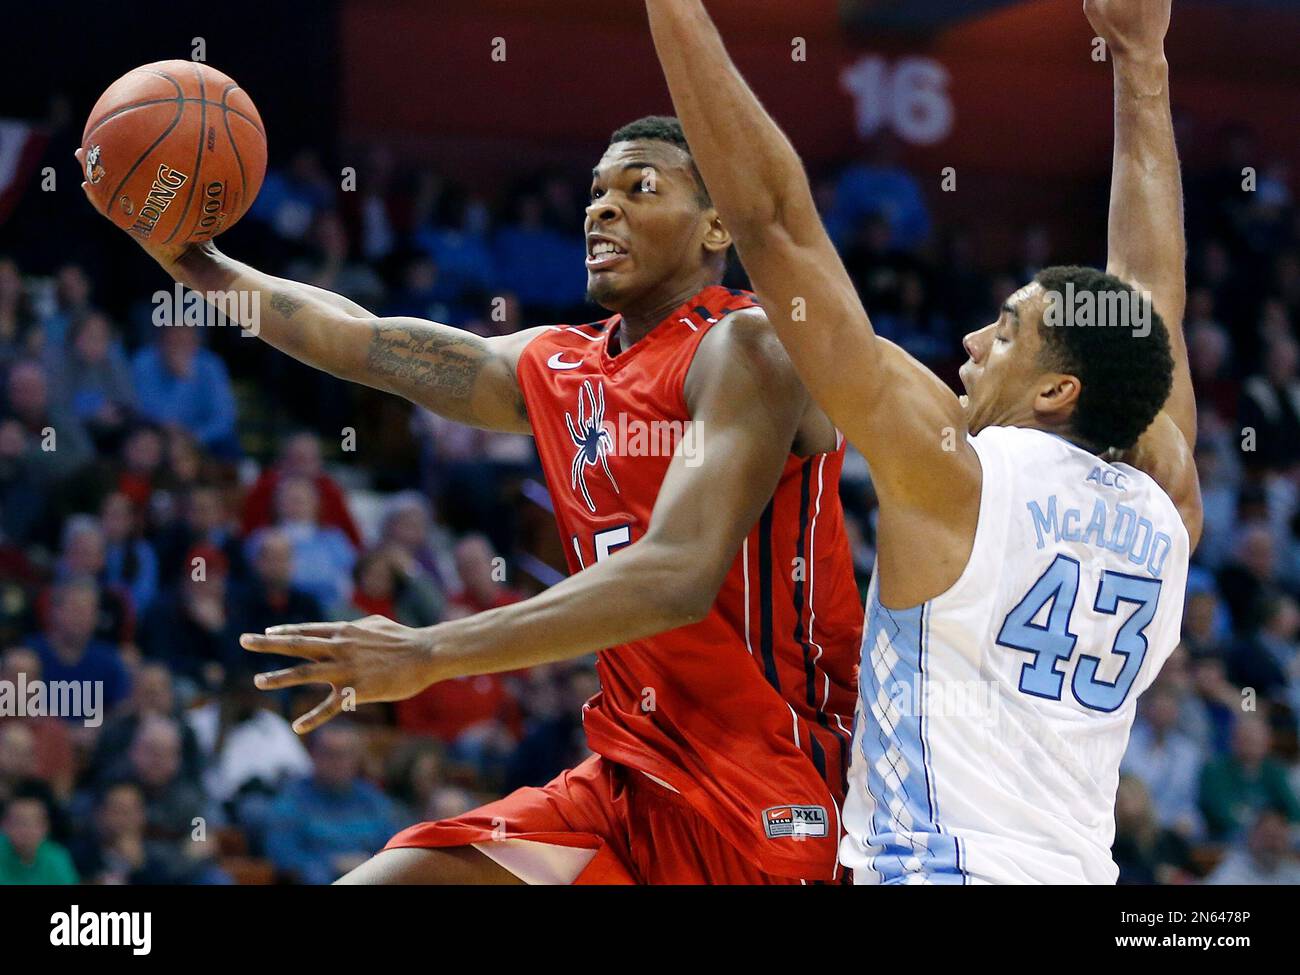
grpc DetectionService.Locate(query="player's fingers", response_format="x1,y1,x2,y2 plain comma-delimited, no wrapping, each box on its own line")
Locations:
253,662,348,691
74,150,103,212
292,690,344,736
73,150,90,193
265,621,348,638
239,632,338,659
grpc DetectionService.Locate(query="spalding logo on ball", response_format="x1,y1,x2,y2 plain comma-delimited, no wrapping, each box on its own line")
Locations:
81,59,267,245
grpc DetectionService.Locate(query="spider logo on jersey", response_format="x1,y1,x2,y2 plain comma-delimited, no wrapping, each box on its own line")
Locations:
566,379,619,513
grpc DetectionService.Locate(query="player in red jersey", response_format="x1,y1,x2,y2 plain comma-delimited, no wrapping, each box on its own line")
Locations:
78,118,863,883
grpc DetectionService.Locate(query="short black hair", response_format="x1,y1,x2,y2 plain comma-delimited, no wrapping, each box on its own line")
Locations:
609,115,710,205
1033,265,1174,452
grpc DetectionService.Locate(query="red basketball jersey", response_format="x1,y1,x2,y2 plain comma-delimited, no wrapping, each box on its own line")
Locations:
516,285,863,880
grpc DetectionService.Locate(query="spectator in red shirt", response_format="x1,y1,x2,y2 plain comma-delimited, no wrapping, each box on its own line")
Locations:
397,535,524,746
395,668,523,746
0,647,74,798
334,545,443,627
110,424,167,511
240,432,361,547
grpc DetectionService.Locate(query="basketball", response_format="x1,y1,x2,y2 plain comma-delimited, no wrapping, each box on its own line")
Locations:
80,59,266,245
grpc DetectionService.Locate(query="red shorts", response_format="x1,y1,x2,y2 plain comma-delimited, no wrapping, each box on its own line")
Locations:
384,754,805,884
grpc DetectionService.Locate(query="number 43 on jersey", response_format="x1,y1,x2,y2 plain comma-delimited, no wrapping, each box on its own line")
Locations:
997,554,1162,713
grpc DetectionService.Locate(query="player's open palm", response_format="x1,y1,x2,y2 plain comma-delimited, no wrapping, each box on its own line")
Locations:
1084,0,1172,58
241,615,442,734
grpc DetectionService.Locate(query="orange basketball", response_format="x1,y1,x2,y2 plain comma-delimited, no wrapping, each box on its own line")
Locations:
81,60,267,245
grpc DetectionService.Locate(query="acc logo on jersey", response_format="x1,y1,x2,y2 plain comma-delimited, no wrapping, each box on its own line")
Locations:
762,804,829,839
1087,465,1128,491
566,380,619,513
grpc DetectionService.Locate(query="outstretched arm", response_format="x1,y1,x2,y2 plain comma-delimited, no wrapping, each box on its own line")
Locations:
1089,0,1192,444
75,150,535,434
644,0,980,605
242,311,814,733
1087,0,1202,546
168,243,537,433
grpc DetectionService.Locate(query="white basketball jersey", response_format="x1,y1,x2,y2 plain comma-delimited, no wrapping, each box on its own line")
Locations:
841,425,1189,884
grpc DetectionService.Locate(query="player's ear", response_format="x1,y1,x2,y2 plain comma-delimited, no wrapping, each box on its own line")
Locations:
702,209,732,255
1034,371,1082,422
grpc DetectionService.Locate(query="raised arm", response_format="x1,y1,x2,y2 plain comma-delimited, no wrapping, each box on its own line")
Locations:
1087,0,1202,547
642,0,883,430
75,150,535,434
241,311,814,733
1088,0,1192,446
644,0,980,604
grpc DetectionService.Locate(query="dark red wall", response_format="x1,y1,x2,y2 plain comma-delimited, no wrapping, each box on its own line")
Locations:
339,0,1299,182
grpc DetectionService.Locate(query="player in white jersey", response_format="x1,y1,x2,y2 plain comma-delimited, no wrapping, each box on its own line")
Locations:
844,425,1189,883
645,0,1202,882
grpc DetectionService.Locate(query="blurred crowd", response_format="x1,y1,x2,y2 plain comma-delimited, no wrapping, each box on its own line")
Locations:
1,115,1298,884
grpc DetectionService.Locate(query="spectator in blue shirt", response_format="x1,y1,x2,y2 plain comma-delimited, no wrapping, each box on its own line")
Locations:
43,310,136,450
411,187,495,298
38,265,93,351
54,516,135,647
382,255,465,327
28,577,130,720
263,723,403,884
100,491,159,618
824,136,932,251
1121,683,1207,839
493,194,586,311
245,477,356,611
246,149,334,242
1227,595,1300,716
131,326,239,458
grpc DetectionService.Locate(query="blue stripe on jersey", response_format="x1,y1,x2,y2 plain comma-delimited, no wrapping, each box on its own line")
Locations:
857,594,965,884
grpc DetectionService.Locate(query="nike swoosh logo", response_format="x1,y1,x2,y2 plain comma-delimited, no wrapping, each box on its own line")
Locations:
547,353,583,370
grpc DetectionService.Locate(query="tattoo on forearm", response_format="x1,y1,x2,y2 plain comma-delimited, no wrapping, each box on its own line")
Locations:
269,291,306,319
366,322,486,405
